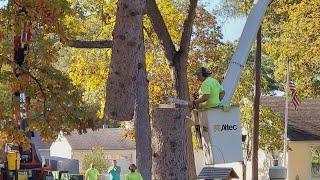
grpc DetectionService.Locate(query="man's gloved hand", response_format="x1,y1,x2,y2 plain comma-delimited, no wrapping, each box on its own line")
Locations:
193,92,199,100
221,104,230,112
188,100,197,109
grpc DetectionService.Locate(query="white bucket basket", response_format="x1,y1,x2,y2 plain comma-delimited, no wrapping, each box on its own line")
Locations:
196,107,243,165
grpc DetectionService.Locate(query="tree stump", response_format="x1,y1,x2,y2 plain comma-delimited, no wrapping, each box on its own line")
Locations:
105,0,145,121
151,106,188,180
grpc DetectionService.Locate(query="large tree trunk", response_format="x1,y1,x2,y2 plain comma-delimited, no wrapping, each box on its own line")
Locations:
171,54,190,99
105,0,146,121
134,52,152,179
146,0,198,178
171,1,198,178
172,54,197,179
151,106,188,180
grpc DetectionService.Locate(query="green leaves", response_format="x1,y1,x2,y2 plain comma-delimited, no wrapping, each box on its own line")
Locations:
241,101,284,159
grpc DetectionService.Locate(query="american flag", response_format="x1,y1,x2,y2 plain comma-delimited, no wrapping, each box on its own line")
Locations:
289,80,300,110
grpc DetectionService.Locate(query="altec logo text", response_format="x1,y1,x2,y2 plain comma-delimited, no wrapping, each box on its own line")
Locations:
213,124,237,132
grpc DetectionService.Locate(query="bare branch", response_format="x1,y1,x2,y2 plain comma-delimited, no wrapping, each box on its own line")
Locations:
179,0,198,54
146,0,177,64
66,39,113,48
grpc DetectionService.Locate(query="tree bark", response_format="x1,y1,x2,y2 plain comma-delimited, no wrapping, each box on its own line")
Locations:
172,53,190,100
146,0,176,65
171,1,198,178
252,27,261,180
67,40,112,48
134,47,152,179
105,0,146,121
171,54,196,179
147,1,198,178
151,106,188,180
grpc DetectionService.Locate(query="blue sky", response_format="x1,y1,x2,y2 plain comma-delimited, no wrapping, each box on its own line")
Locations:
201,0,246,42
0,1,6,7
0,0,245,42
218,17,246,42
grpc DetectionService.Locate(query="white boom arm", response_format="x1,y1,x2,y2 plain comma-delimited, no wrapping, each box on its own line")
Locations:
220,0,271,107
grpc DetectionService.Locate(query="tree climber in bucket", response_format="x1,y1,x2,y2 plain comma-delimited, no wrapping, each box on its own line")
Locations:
188,67,225,110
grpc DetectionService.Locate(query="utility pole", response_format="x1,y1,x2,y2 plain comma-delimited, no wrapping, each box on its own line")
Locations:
252,26,261,180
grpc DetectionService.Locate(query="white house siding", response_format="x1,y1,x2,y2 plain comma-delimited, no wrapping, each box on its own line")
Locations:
288,141,320,180
50,135,72,159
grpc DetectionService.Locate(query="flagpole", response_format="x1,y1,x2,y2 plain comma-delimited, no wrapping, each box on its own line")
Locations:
283,60,289,168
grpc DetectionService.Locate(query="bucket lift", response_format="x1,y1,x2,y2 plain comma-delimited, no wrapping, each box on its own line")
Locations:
195,107,243,165
165,97,243,165
166,0,271,173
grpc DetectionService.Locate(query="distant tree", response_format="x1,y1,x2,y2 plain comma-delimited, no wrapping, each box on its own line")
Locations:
81,146,109,174
241,101,283,180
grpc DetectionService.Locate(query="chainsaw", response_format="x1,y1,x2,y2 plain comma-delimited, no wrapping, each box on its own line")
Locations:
163,96,230,111
163,96,189,106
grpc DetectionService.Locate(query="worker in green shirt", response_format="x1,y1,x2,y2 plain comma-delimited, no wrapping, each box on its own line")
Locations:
125,164,143,180
189,67,224,109
85,163,100,180
107,160,121,180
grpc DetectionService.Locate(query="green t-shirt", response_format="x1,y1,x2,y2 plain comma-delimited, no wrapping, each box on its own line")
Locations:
199,77,224,109
85,168,100,180
125,172,143,180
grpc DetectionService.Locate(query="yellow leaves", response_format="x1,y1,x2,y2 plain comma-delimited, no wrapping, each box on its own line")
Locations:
156,0,186,44
68,48,109,92
263,0,320,97
62,15,87,36
0,125,31,151
0,131,8,148
274,6,288,15
152,86,162,94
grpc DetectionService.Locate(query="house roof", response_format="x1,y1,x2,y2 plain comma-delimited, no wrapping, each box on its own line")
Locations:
197,167,239,179
260,96,320,141
66,128,135,150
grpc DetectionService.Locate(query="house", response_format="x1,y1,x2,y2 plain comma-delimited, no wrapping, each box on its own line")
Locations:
261,96,320,180
50,128,136,175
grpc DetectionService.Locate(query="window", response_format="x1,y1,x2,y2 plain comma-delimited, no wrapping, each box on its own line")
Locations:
119,155,129,160
311,146,320,177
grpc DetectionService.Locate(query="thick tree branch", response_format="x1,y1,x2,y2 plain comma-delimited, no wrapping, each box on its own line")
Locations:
179,0,198,54
66,39,113,48
146,0,177,64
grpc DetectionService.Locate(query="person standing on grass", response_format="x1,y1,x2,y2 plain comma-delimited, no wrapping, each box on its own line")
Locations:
107,160,121,180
